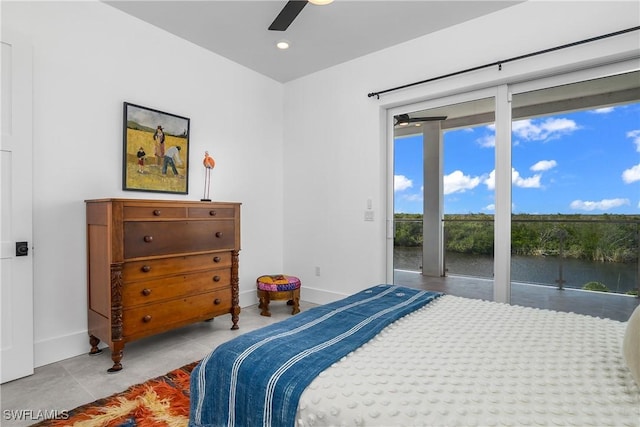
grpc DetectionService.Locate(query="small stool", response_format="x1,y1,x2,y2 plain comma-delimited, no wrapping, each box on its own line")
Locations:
256,274,301,317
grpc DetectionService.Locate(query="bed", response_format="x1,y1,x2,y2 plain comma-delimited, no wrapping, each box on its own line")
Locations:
189,284,640,427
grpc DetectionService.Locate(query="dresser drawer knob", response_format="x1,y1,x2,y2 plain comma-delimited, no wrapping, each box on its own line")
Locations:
144,235,153,243
209,210,217,216
142,315,152,323
213,275,221,282
141,265,152,273
142,288,152,296
153,210,162,216
215,232,223,238
213,256,221,263
213,298,221,305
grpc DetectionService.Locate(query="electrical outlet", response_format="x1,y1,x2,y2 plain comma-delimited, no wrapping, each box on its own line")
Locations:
364,211,374,221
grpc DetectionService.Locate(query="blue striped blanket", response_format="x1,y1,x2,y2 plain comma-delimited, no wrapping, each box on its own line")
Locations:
189,285,442,427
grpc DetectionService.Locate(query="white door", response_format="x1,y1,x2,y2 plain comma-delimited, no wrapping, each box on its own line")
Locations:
1,28,34,383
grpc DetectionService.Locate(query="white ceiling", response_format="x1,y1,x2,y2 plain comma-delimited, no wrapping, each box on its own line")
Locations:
104,1,521,83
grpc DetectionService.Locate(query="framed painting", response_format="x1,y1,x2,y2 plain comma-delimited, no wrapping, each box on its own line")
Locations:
122,102,190,194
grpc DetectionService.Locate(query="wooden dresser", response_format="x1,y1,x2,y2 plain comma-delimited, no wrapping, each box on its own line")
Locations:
85,198,241,372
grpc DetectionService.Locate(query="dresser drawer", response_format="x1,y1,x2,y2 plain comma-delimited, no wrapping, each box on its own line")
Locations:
124,206,187,220
123,252,232,281
123,269,231,306
124,220,236,258
123,289,232,337
188,207,236,219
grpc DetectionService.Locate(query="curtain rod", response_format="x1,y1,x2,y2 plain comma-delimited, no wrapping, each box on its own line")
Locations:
367,26,640,99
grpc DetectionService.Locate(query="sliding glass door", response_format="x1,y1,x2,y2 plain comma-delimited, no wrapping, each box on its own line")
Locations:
391,91,497,298
389,62,639,316
509,70,640,316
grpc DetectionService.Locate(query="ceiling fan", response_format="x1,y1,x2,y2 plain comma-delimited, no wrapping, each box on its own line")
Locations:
394,114,448,126
269,0,333,32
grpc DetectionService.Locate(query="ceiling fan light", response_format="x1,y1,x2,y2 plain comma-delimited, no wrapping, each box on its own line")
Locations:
309,0,334,5
395,114,410,126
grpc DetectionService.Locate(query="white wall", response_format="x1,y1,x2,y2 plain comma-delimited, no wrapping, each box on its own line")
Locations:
3,0,285,367
283,1,640,303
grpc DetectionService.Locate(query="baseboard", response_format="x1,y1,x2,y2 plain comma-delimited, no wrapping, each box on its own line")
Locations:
34,292,273,368
35,289,344,367
299,286,348,305
239,286,346,308
239,289,258,308
34,330,97,368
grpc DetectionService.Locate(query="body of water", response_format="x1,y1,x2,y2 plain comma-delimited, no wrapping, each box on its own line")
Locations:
394,246,639,294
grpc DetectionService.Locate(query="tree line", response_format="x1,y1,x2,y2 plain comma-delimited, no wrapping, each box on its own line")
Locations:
395,213,639,264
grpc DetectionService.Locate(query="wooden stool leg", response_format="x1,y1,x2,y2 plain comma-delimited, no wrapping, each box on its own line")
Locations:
291,289,300,315
258,290,271,317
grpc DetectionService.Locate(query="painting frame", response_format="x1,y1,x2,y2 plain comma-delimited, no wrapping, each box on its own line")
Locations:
122,102,190,194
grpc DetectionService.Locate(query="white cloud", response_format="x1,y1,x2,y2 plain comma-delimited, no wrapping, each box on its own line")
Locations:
530,160,557,172
444,170,481,195
484,168,541,190
484,204,495,211
394,175,413,192
475,118,579,147
405,187,424,202
570,198,630,211
627,129,640,152
592,107,614,114
622,163,640,184
513,170,542,188
476,134,495,148
542,118,579,133
512,117,579,142
485,171,495,190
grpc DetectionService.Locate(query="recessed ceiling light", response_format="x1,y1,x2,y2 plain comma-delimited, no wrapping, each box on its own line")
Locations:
309,0,333,5
276,40,290,50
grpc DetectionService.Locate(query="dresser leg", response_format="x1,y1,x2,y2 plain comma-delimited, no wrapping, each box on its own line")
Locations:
107,345,124,373
231,306,241,330
88,335,102,355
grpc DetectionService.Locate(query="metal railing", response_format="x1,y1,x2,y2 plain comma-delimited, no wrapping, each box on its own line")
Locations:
393,216,640,296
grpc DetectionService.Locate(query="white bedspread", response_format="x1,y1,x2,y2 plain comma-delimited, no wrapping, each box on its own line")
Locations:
296,295,640,427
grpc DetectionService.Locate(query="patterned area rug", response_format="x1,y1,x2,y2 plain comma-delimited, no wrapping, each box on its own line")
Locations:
32,362,198,427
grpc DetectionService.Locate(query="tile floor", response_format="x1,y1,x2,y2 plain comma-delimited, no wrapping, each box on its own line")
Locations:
0,301,316,427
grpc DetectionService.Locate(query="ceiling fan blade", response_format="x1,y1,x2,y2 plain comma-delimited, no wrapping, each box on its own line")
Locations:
269,1,308,31
394,114,448,126
410,116,448,122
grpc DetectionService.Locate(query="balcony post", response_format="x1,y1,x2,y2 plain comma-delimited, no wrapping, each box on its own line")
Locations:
636,223,639,298
555,228,566,290
422,121,444,277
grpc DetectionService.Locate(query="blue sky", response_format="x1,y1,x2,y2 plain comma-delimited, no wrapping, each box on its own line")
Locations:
394,103,640,214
